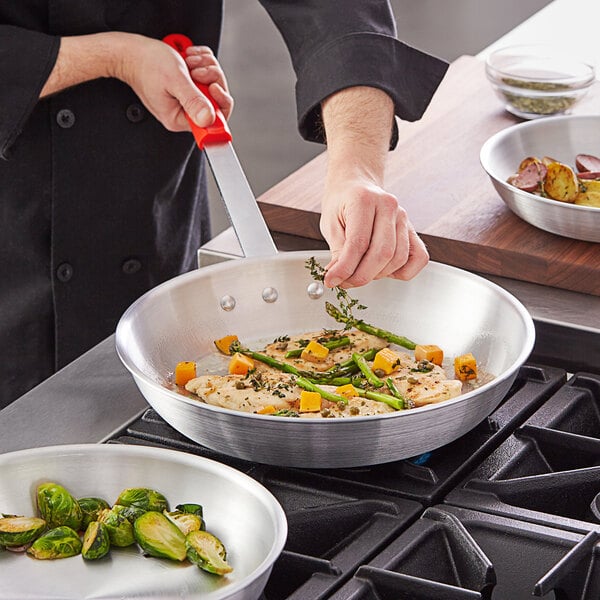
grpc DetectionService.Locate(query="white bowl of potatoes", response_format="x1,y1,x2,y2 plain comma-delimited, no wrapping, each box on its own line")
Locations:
480,114,600,242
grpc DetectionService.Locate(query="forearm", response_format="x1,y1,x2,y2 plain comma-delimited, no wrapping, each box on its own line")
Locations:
321,86,394,187
40,32,128,98
38,33,228,131
319,86,428,288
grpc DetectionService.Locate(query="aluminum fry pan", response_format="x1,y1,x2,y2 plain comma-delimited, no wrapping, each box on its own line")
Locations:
0,444,287,600
115,251,535,468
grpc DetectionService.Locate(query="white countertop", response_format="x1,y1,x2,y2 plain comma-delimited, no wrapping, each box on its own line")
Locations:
478,0,600,79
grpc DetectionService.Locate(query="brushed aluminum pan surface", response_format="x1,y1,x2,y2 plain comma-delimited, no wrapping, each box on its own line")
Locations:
480,114,600,242
116,251,535,468
0,444,287,600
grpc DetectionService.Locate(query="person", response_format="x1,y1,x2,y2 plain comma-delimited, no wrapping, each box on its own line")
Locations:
0,1,448,409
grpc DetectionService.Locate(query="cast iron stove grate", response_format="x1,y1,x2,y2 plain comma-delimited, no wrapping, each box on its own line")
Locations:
108,364,600,598
446,371,600,534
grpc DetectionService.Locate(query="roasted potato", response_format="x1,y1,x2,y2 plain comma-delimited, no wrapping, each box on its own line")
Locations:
541,156,559,167
518,156,544,172
574,178,600,207
543,162,579,202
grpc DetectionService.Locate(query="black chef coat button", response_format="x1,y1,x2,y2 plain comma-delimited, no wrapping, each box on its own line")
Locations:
56,262,74,282
126,104,145,123
122,258,142,275
56,109,75,129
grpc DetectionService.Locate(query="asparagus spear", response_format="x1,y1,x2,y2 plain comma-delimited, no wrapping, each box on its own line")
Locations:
284,336,351,359
231,341,360,385
324,348,378,374
326,302,416,350
298,375,403,411
230,341,304,376
352,352,384,388
356,388,405,411
295,377,348,404
385,378,406,409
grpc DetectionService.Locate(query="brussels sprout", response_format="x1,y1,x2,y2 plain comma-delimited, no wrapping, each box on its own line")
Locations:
0,516,47,547
82,521,111,560
185,530,233,575
98,507,135,547
175,503,203,518
133,511,186,561
78,497,110,530
164,509,204,535
115,488,169,512
26,526,82,559
37,482,83,530
113,503,146,524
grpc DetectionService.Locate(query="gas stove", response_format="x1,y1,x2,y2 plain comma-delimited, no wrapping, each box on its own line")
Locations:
108,321,600,600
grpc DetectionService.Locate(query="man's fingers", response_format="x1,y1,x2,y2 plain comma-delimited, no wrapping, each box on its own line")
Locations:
322,200,375,288
173,77,216,127
388,226,429,281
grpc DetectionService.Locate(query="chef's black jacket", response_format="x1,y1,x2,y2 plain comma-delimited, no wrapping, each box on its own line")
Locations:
0,1,448,408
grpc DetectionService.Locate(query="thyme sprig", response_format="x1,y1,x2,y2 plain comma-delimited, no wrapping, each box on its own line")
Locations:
305,257,366,329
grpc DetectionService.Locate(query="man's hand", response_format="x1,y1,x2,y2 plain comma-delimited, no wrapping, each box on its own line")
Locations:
40,32,233,131
320,175,429,289
319,86,428,289
115,35,233,131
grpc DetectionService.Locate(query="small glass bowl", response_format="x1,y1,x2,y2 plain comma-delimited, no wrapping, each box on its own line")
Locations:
485,44,595,120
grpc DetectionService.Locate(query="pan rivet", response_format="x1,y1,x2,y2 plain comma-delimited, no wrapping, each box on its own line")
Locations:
262,287,278,303
219,295,236,311
307,282,324,299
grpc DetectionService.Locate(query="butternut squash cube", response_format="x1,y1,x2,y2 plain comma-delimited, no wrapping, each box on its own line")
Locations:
414,344,444,366
454,353,478,381
175,361,196,386
214,334,239,355
372,348,401,375
300,340,330,363
335,383,359,399
228,352,255,375
257,405,276,415
299,390,322,412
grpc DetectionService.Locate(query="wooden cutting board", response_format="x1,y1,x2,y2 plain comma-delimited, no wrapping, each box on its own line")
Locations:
257,55,600,296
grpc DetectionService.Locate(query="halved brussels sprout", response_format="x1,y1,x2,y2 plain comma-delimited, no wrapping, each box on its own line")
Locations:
26,526,82,559
133,511,186,561
82,521,111,560
78,497,110,530
37,482,83,530
0,516,47,547
175,503,203,517
185,530,233,575
115,488,169,512
164,509,204,535
98,506,135,547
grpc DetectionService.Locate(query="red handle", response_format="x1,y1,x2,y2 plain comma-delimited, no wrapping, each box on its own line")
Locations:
163,33,232,149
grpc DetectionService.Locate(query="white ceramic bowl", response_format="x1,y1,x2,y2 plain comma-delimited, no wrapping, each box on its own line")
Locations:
0,444,287,600
481,114,600,242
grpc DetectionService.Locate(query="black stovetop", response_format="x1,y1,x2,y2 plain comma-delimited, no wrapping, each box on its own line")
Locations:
109,362,600,599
